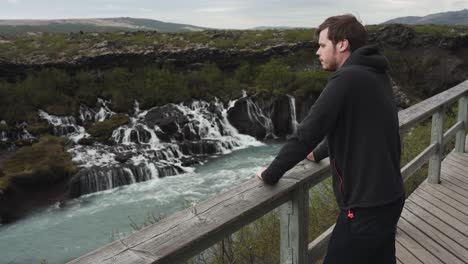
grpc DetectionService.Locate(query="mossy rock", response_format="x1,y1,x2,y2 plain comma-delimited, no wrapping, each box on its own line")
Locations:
27,122,50,136
1,135,77,189
88,114,129,143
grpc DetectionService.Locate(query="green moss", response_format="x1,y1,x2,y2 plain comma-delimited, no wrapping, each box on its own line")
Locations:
0,135,77,189
88,114,129,142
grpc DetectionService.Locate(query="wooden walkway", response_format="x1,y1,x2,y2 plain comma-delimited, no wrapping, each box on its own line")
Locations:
396,137,468,264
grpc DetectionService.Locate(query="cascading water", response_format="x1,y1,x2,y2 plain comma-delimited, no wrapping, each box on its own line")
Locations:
0,93,312,264
40,98,263,198
287,94,299,135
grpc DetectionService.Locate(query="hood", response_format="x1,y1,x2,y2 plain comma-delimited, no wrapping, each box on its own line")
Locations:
342,45,389,72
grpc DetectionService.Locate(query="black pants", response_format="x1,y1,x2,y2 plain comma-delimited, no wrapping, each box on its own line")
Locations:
323,195,405,264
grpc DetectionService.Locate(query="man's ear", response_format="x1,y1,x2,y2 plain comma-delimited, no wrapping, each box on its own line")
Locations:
338,39,350,53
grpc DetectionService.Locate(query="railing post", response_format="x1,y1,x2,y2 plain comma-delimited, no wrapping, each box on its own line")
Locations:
280,184,309,264
428,106,445,184
455,93,468,153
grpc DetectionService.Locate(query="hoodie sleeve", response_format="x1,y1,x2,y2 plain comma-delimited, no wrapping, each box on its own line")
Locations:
261,73,347,185
313,137,329,162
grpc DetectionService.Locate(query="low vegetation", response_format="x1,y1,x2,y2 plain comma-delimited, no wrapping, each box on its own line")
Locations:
0,59,330,126
0,135,77,189
88,114,130,142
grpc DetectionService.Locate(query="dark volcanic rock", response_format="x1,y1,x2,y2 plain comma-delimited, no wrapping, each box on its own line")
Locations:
78,137,95,146
370,24,415,48
227,97,270,140
272,95,295,137
144,104,189,136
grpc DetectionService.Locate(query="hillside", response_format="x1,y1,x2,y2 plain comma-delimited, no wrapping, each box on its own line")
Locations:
0,17,209,36
383,9,468,25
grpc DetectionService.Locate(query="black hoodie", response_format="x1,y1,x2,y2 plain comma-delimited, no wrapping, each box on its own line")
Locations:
261,45,405,209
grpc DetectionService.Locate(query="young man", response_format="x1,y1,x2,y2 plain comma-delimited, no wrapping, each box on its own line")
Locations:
256,15,405,263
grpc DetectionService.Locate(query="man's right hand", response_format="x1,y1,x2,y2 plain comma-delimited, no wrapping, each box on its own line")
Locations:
306,151,315,161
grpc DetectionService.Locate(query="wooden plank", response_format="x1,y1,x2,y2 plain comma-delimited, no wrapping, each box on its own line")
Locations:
404,200,468,249
421,181,468,207
449,152,468,167
449,152,468,163
440,180,468,199
396,240,423,264
406,188,468,234
443,159,468,175
396,226,444,264
398,217,463,264
443,121,464,146
410,192,468,224
401,143,437,180
450,152,468,166
441,167,468,185
69,159,332,264
399,81,468,133
428,108,445,184
308,224,334,261
280,184,309,264
455,94,467,153
417,188,468,217
401,207,468,260
441,176,468,193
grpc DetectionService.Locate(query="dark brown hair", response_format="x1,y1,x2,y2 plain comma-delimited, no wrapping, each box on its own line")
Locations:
315,14,368,52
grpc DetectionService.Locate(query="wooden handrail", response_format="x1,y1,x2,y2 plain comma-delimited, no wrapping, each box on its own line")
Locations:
69,80,468,264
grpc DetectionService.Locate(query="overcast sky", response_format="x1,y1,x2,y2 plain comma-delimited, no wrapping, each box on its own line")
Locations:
0,0,467,29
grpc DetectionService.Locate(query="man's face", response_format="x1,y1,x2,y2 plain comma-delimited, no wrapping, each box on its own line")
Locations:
316,28,339,71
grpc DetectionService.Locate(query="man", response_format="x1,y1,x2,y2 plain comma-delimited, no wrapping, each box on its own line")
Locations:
256,14,405,264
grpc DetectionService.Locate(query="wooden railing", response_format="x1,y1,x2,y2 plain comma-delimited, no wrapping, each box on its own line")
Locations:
69,80,468,264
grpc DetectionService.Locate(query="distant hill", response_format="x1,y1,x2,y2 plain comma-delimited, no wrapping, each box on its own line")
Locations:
382,9,468,25
0,17,210,36
250,26,310,30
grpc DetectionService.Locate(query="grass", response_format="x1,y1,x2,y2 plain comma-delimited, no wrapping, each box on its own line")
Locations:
0,135,77,189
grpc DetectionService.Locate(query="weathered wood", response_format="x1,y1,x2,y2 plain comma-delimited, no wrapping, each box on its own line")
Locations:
421,181,468,207
442,175,468,192
428,108,445,184
455,94,468,153
448,152,468,167
417,187,468,216
69,159,331,264
404,200,468,249
400,209,468,262
442,167,468,185
307,224,334,261
398,217,462,264
396,240,423,264
396,227,444,264
443,121,464,146
401,143,437,181
280,184,309,264
407,185,468,234
411,191,468,224
441,180,468,199
399,80,468,133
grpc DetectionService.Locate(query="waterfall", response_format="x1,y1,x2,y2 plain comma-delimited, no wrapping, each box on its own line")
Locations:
39,98,263,197
287,95,299,135
39,110,88,142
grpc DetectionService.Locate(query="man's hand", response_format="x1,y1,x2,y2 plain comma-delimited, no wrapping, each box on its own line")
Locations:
256,168,266,182
306,151,315,161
